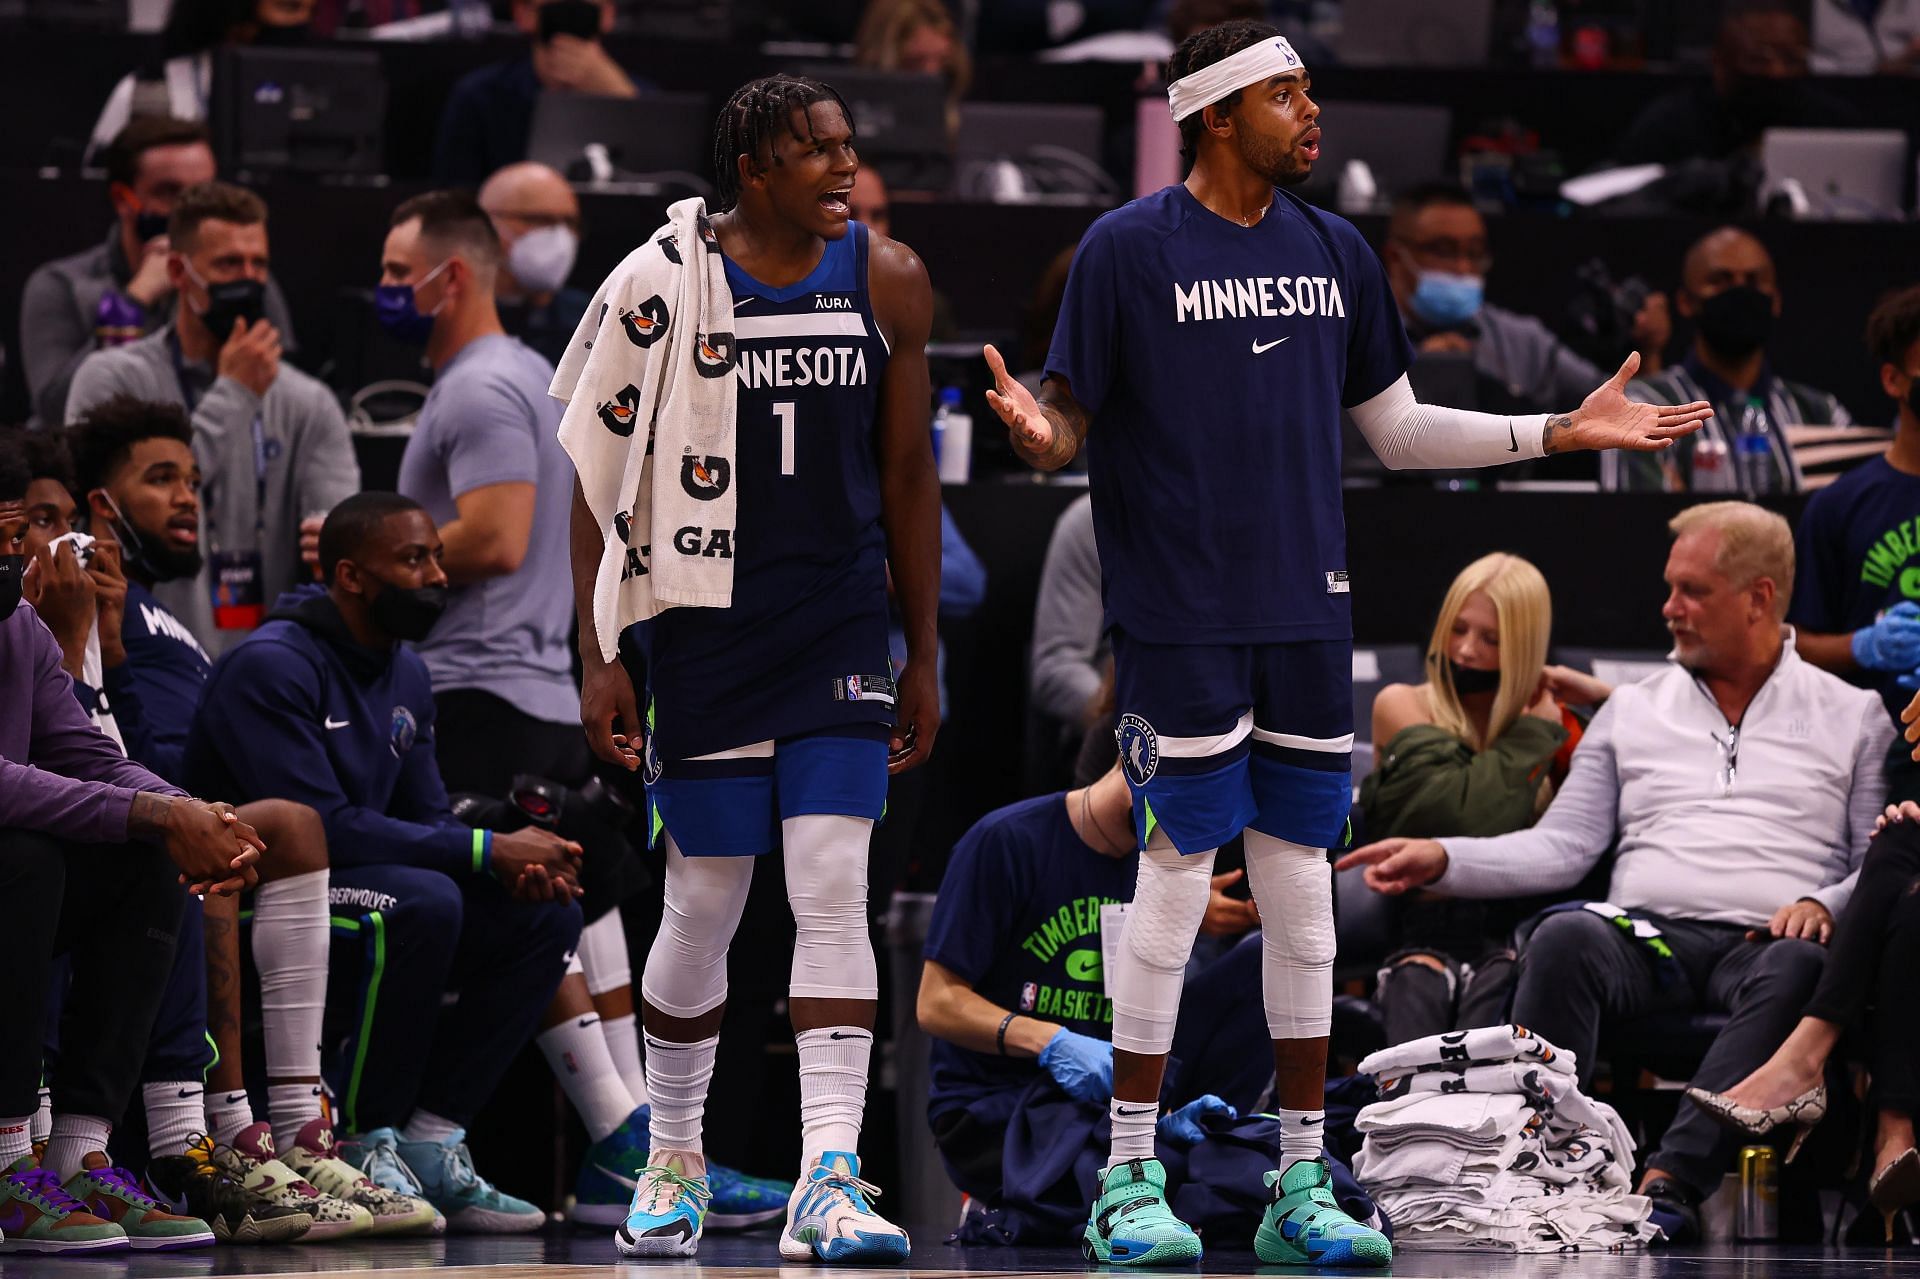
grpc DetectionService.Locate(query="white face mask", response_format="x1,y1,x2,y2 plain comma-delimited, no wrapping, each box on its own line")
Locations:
507,224,578,295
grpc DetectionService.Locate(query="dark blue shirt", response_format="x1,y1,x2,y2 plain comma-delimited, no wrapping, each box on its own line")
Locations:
924,794,1136,1120
434,54,541,185
106,580,212,785
1790,454,1920,721
1044,184,1411,645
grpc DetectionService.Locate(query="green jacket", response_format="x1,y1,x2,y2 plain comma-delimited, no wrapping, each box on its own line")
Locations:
1359,717,1568,842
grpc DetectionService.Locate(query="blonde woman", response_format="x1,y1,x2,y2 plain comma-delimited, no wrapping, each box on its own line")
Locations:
1358,553,1610,1043
854,0,972,137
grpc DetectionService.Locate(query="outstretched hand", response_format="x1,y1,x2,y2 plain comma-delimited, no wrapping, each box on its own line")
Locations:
983,344,1053,455
1553,352,1713,454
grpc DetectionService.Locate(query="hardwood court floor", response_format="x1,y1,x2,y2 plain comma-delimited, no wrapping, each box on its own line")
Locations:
9,1229,1920,1279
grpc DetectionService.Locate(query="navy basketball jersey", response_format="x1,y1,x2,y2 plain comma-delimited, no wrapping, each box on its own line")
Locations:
1045,185,1412,647
639,221,896,761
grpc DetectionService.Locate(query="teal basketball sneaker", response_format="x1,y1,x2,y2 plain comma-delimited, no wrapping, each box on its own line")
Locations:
573,1106,788,1230
1081,1158,1202,1267
614,1154,710,1258
1254,1157,1392,1268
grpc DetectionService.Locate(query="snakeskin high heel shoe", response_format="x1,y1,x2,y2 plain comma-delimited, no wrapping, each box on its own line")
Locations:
1684,1084,1826,1164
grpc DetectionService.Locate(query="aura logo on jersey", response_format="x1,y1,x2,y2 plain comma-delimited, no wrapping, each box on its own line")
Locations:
679,454,731,500
389,705,418,758
596,383,641,437
1116,714,1159,786
621,295,669,348
693,331,738,378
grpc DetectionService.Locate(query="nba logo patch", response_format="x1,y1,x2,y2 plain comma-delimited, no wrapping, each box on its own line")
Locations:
1116,714,1158,786
846,675,862,700
1020,982,1038,1011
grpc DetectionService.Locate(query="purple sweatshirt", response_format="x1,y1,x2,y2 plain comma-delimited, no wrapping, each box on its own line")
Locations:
1,602,184,843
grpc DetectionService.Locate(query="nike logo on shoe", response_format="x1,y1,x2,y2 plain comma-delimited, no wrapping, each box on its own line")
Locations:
324,716,350,730
595,1163,641,1191
1252,337,1291,354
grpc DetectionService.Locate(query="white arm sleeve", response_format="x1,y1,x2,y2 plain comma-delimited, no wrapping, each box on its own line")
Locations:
1349,374,1551,471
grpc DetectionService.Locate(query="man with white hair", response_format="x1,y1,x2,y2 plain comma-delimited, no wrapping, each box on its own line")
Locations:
479,162,590,368
1341,501,1894,1244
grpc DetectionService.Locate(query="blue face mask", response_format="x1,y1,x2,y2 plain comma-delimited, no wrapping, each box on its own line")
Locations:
1410,270,1484,328
373,259,450,346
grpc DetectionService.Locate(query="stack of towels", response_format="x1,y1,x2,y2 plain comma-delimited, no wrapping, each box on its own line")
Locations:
1352,1025,1658,1253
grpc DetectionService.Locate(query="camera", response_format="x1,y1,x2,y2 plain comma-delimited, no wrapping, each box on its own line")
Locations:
1566,258,1652,367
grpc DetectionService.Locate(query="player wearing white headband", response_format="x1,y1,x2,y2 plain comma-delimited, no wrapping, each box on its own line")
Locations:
981,17,1713,1271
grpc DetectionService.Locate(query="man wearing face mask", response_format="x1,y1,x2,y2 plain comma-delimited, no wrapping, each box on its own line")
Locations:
182,492,585,1232
479,162,591,369
20,118,296,430
66,181,360,654
434,0,650,185
1607,227,1855,492
1382,183,1669,416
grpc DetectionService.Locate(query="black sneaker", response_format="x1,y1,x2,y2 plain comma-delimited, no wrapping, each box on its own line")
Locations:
1644,1179,1701,1246
143,1147,313,1246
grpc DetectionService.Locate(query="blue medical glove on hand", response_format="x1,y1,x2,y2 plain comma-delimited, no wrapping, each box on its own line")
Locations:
1157,1095,1237,1146
1853,602,1920,671
1038,1029,1114,1104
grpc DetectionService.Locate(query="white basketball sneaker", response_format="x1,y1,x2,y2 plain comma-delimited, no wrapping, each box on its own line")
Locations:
778,1152,909,1264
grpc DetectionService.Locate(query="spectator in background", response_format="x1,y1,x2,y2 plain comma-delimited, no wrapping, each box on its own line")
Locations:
1608,227,1854,492
1360,553,1608,1045
1339,502,1891,1244
855,0,972,137
435,0,646,185
21,118,296,430
1810,0,1920,74
1382,184,1669,415
309,0,420,37
1789,284,1920,799
88,0,320,157
479,162,591,369
1028,494,1103,788
67,181,359,654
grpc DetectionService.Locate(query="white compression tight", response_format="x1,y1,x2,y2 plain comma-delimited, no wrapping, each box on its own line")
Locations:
1242,829,1335,1039
1109,839,1217,1056
640,836,754,1019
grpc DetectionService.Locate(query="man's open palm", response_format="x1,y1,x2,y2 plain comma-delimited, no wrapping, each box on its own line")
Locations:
1566,352,1713,453
983,343,1053,454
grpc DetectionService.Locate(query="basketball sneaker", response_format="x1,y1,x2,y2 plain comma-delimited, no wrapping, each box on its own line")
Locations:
779,1151,909,1264
1081,1158,1202,1267
396,1128,544,1233
707,1160,790,1230
62,1152,213,1250
0,1156,127,1253
336,1128,446,1235
211,1122,371,1242
144,1140,312,1245
573,1106,788,1230
613,1151,710,1257
1253,1157,1392,1268
282,1118,437,1237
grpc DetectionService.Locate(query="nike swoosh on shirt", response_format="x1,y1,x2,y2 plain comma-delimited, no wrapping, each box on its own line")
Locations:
324,716,350,730
1251,336,1291,354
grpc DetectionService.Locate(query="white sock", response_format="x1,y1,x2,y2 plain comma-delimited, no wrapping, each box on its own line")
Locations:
253,870,329,1079
268,1083,326,1153
1106,1098,1158,1170
795,1027,871,1168
1275,1107,1326,1169
207,1090,256,1147
603,1013,650,1107
538,1013,637,1143
44,1113,112,1180
644,1032,716,1155
143,1082,206,1160
32,1086,51,1143
0,1115,32,1167
401,1110,461,1145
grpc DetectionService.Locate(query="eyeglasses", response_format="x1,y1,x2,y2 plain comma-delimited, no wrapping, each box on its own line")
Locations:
1395,236,1491,272
1711,725,1739,797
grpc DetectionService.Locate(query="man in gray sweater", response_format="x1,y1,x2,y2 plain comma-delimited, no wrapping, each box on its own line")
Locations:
1341,501,1892,1242
66,181,357,654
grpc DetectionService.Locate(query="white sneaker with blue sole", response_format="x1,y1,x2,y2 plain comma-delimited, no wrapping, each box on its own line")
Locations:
779,1152,909,1264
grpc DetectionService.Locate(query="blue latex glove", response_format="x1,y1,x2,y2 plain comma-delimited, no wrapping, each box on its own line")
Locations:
1853,602,1920,671
1157,1094,1237,1146
1037,1029,1114,1104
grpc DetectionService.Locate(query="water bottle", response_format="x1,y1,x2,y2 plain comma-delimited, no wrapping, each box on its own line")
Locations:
1735,396,1779,496
933,387,972,484
1690,433,1736,492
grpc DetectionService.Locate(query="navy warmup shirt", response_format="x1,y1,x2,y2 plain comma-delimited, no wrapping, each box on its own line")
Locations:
107,580,212,784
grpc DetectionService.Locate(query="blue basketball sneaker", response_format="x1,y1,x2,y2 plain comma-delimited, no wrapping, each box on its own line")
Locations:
779,1152,909,1264
1253,1157,1392,1268
394,1128,544,1234
706,1160,789,1230
572,1107,789,1230
614,1153,710,1258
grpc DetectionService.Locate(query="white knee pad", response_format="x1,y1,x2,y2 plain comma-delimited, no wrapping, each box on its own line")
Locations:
783,814,879,1002
1243,830,1335,1039
578,909,632,997
640,837,755,1019
1111,842,1217,1055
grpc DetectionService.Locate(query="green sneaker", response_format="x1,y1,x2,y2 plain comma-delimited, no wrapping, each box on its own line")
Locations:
1254,1157,1392,1268
0,1156,128,1253
1080,1158,1202,1267
64,1151,215,1250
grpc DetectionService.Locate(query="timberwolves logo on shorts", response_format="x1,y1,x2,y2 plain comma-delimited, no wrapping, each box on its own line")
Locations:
694,332,738,379
680,454,731,500
642,732,663,786
597,384,641,437
389,705,418,759
622,295,670,348
1116,714,1158,786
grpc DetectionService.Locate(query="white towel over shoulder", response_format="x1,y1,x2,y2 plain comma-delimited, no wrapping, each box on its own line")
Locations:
551,197,739,662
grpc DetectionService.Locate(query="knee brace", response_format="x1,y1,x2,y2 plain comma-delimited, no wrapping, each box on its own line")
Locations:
783,814,878,1001
639,838,755,1018
577,909,632,997
1243,830,1335,1039
1111,842,1217,1055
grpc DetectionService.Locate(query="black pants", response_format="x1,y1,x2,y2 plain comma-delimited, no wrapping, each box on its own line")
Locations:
1512,907,1826,1199
434,689,593,799
3,828,185,1120
1804,819,1920,1111
1375,946,1518,1046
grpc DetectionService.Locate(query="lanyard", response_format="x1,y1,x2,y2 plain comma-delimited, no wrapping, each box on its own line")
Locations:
169,333,268,545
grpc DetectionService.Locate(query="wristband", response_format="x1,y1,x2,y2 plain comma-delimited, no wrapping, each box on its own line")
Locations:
472,828,492,874
997,1012,1018,1056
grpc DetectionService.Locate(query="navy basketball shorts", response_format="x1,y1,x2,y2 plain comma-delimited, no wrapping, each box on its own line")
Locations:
643,725,891,858
1110,628,1353,855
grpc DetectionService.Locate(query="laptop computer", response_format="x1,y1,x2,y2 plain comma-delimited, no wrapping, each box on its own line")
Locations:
1761,128,1909,221
528,91,710,186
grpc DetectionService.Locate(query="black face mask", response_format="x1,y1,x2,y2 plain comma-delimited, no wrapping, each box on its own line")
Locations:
200,278,267,343
1447,659,1503,696
538,0,602,41
133,209,170,243
1694,285,1775,362
0,555,23,623
252,20,311,45
368,581,449,643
